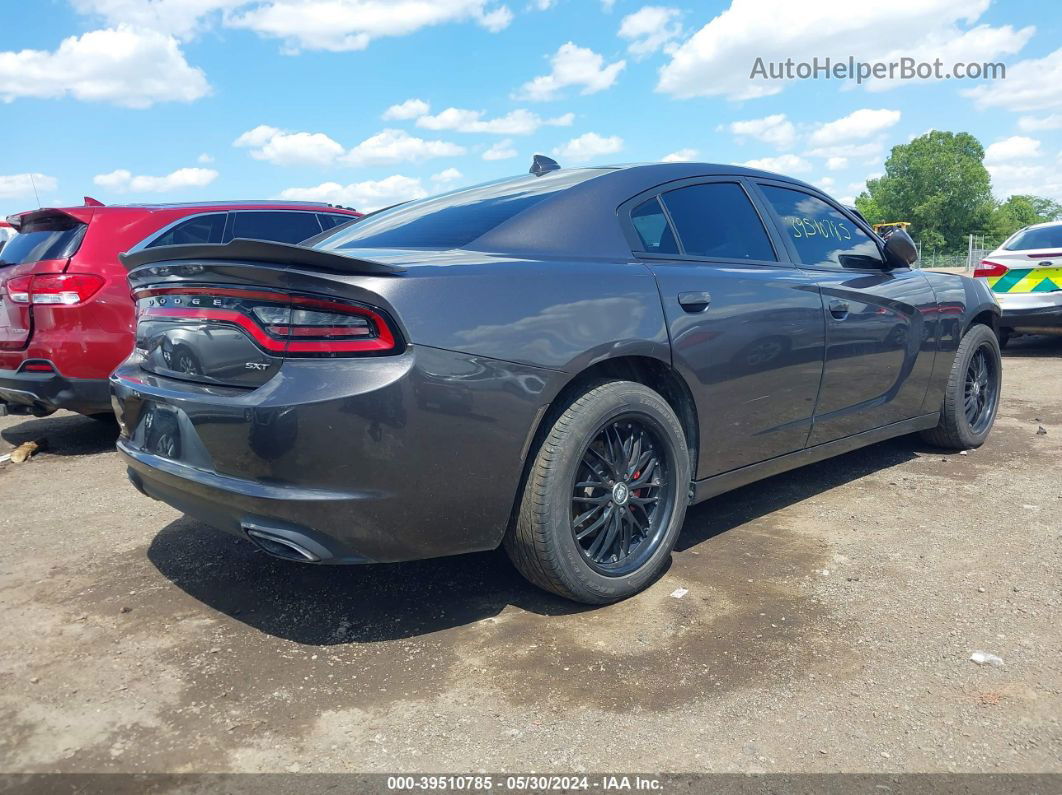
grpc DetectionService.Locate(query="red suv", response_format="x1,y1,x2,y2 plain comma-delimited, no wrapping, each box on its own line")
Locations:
0,200,361,418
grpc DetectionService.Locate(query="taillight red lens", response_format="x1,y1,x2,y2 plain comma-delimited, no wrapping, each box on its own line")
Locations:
133,286,398,357
3,273,104,305
29,273,104,305
5,275,32,303
974,260,1008,278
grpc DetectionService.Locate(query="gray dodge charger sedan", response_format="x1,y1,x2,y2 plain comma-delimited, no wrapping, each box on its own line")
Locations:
111,160,1002,604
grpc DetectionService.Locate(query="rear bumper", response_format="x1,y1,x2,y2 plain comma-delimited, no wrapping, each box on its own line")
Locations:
110,346,559,565
0,367,112,416
998,302,1062,331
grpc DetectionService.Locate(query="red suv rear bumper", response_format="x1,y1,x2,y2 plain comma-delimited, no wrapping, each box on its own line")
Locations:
0,366,112,416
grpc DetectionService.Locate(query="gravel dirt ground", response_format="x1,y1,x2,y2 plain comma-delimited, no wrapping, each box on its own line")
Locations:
0,336,1059,775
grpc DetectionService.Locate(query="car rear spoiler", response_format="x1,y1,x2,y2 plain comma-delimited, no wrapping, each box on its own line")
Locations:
119,237,405,275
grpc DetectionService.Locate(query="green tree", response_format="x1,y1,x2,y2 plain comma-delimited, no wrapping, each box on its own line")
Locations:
856,131,994,253
988,194,1062,239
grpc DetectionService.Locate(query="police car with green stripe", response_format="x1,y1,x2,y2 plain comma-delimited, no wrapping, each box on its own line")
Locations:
977,221,1062,346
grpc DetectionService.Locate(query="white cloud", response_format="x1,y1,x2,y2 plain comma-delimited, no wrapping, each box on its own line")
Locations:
227,0,513,53
1017,114,1062,132
661,148,698,162
70,0,245,39
93,167,218,193
197,153,214,164
279,175,427,211
984,135,1041,163
416,107,573,135
0,173,58,200
727,113,796,149
657,0,1032,100
987,161,1062,202
0,26,209,108
552,132,623,163
516,42,625,101
618,6,683,58
966,48,1062,111
804,141,883,160
382,98,430,120
343,129,465,166
741,154,811,174
431,167,463,184
483,139,518,160
233,125,345,166
808,109,900,147
826,156,848,170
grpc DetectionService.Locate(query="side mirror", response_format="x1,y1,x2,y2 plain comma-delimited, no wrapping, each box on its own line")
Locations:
883,228,918,267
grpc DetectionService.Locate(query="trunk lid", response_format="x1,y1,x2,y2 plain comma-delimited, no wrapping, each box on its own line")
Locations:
985,248,1062,294
123,239,404,388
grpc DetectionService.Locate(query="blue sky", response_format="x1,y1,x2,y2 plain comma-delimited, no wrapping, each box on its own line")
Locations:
4,0,1062,219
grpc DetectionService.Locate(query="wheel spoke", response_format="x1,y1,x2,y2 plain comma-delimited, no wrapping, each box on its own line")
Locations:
572,493,611,505
589,510,620,561
572,503,605,527
576,507,611,541
630,457,658,489
619,510,632,558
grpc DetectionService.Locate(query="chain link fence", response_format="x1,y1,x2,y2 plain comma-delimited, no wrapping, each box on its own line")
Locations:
911,234,1007,271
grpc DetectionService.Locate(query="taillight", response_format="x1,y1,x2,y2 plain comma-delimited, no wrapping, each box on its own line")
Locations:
974,260,1008,279
3,273,104,305
5,275,31,303
133,286,398,357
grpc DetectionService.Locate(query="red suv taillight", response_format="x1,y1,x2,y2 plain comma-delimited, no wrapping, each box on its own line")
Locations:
133,286,398,357
974,260,1009,279
4,273,104,305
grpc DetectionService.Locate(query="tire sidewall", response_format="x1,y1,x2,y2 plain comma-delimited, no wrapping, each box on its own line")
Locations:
950,325,1002,448
537,383,690,603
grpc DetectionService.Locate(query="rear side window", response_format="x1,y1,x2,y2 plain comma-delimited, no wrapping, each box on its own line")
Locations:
231,211,322,244
660,183,776,261
148,214,225,247
1004,225,1062,251
317,169,612,251
0,217,87,266
317,213,353,231
630,198,678,254
760,186,884,270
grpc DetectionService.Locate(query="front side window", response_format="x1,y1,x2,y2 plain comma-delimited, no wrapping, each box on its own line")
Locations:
148,214,225,247
760,186,884,270
659,182,776,261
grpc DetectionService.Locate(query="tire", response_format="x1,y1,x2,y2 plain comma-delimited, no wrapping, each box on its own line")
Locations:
504,380,691,604
920,324,1002,450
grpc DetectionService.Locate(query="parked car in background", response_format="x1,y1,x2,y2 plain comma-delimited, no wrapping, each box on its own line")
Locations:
111,160,1001,604
976,221,1062,345
0,200,361,418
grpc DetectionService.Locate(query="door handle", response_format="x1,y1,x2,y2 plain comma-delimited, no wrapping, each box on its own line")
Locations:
678,291,711,312
828,299,849,320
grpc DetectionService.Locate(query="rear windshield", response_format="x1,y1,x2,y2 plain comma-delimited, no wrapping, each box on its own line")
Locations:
314,169,611,251
1004,225,1062,251
0,217,87,267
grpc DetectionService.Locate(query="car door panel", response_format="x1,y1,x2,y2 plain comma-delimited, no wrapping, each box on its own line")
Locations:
750,181,938,445
658,266,826,475
803,269,937,444
623,178,827,478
